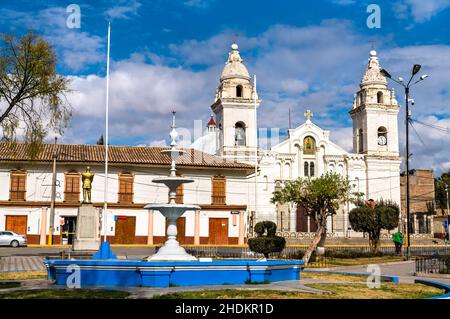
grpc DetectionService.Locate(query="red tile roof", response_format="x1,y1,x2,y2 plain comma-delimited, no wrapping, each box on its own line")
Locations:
207,116,216,126
0,143,254,170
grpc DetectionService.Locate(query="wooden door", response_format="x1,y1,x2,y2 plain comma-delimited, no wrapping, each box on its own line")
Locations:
5,216,27,235
164,217,186,244
208,218,228,245
114,216,136,244
296,205,308,232
177,217,186,244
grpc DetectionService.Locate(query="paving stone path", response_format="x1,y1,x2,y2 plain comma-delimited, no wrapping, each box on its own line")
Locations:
0,256,45,272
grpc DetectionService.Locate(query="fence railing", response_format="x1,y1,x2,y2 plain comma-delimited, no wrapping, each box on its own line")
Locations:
183,245,449,259
416,255,450,274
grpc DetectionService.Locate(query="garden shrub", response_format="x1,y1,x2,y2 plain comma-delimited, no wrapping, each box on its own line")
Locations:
248,221,286,259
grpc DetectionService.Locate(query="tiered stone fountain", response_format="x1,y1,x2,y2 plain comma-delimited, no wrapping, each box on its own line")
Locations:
144,111,199,261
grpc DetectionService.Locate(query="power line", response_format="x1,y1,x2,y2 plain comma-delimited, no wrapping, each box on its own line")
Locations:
411,118,450,135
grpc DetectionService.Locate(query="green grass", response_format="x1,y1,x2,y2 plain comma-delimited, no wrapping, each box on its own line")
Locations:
244,279,270,285
153,283,443,299
307,283,443,299
0,282,21,289
0,288,130,299
325,256,405,267
0,271,47,280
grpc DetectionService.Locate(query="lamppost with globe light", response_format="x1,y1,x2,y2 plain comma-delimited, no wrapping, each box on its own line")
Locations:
380,65,428,260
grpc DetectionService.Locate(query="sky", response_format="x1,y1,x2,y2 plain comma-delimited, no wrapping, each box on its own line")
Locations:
0,0,449,174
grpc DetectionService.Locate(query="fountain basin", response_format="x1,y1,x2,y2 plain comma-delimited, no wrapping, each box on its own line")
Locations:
44,259,304,288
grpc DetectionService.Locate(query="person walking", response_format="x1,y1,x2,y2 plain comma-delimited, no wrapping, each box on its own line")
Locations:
392,231,404,255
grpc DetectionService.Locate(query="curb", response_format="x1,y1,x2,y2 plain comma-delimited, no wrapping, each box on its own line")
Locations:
414,279,450,299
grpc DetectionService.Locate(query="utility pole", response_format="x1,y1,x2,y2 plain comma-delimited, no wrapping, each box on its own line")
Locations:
48,137,58,245
446,184,449,216
405,87,411,260
380,64,428,261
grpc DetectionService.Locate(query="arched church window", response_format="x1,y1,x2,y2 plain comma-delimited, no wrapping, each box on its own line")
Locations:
310,162,315,177
377,126,387,146
377,91,383,104
236,85,243,97
358,129,364,153
304,162,309,177
303,136,316,155
234,122,246,146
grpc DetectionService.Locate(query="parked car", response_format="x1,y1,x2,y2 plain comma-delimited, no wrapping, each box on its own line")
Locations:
0,231,27,247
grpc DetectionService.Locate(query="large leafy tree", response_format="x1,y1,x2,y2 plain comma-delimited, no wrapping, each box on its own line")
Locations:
0,30,71,153
271,172,358,265
435,170,450,214
349,199,399,252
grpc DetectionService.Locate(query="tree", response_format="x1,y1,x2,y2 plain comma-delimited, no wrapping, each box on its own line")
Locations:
435,170,450,214
248,221,286,259
349,199,399,252
0,30,71,154
96,135,104,145
271,172,357,265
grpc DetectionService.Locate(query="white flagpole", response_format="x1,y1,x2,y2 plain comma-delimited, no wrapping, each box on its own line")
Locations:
254,75,258,225
103,22,111,243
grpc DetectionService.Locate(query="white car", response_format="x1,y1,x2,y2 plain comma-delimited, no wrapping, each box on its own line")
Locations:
0,231,27,247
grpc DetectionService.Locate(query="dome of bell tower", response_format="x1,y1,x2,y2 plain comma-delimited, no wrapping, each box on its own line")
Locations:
360,49,388,88
220,43,251,81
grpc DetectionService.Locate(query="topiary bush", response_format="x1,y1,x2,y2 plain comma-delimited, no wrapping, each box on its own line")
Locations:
248,221,286,259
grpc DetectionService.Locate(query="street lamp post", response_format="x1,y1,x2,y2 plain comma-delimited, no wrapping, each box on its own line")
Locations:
380,65,428,261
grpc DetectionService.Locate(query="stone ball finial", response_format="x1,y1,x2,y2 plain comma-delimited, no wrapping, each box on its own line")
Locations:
231,43,238,50
370,50,377,57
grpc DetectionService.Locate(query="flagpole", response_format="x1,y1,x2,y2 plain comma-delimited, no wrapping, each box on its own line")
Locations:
103,21,111,243
254,75,258,227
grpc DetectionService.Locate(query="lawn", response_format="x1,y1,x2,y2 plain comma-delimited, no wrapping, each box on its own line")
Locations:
324,256,405,267
0,288,130,299
301,272,372,282
0,282,21,289
153,283,443,299
0,271,47,280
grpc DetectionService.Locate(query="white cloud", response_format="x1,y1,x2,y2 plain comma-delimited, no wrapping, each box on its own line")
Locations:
105,0,142,20
62,57,215,144
394,0,450,22
280,79,309,95
149,139,167,146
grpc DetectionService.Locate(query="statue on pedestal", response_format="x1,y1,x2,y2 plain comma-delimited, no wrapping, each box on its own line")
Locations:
81,166,94,203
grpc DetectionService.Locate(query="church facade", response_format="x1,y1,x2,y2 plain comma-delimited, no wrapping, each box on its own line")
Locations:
192,44,402,237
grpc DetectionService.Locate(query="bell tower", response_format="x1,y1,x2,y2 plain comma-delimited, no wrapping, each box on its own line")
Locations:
211,43,261,162
350,50,400,157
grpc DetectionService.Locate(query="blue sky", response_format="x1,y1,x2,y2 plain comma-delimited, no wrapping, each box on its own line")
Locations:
1,0,450,173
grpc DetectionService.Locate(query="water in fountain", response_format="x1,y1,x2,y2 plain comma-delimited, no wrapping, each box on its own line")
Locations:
144,112,200,261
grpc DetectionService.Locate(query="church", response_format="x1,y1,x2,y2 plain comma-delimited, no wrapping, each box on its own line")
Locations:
192,43,402,238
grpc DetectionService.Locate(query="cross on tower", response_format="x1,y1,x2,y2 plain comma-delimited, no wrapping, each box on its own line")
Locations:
369,39,377,51
304,109,313,121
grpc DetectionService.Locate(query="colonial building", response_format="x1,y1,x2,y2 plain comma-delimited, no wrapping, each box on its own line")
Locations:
0,143,254,245
192,45,403,237
400,169,435,236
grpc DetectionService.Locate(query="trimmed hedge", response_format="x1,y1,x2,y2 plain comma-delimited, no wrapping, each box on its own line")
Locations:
324,250,389,259
248,221,286,258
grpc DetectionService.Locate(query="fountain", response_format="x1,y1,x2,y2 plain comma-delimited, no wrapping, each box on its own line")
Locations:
43,112,303,288
144,111,199,262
